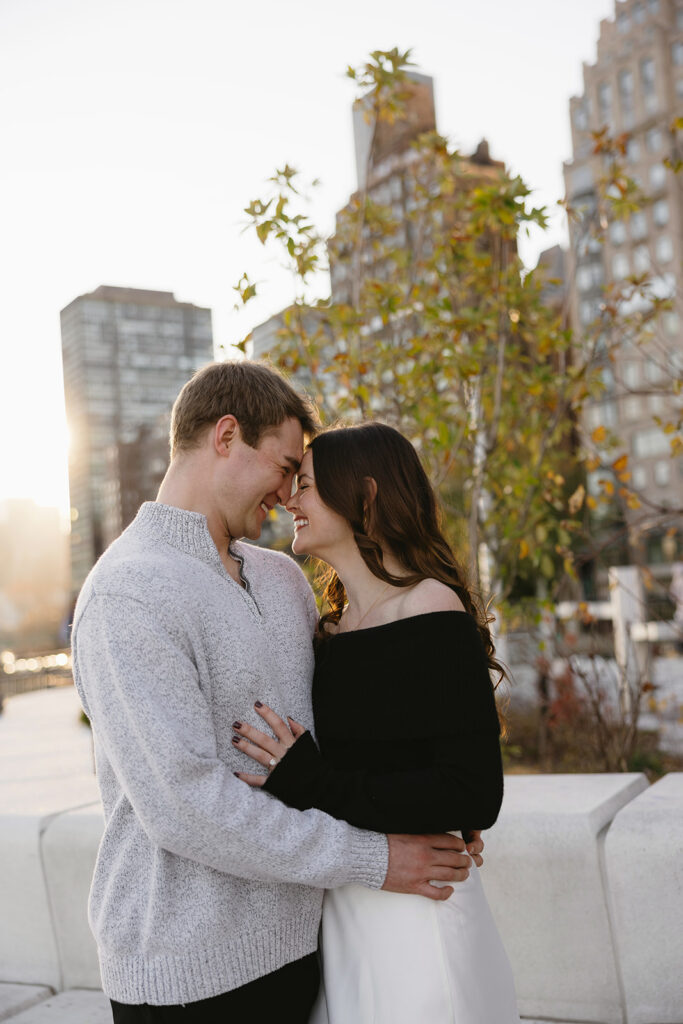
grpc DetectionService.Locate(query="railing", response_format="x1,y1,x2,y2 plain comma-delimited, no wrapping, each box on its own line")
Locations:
0,649,73,702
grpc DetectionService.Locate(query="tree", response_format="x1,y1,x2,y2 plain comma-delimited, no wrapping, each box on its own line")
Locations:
233,49,599,613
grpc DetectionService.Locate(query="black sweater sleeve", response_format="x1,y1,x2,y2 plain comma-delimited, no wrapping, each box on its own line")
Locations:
263,728,502,834
263,614,503,834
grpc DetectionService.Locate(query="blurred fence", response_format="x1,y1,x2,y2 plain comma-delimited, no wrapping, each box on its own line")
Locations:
0,649,73,703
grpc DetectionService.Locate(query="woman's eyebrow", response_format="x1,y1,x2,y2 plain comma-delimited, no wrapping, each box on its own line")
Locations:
297,472,313,482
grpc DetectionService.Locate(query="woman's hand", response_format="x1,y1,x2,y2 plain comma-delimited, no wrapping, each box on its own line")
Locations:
232,702,306,788
463,829,485,868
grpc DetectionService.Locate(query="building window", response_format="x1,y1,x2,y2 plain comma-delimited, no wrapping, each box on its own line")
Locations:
630,210,648,240
577,263,604,291
580,299,599,325
645,127,662,152
598,81,613,125
649,394,664,414
673,41,683,66
653,199,669,226
571,164,594,194
617,9,631,32
654,460,671,486
626,137,640,162
624,361,640,388
649,163,666,191
612,252,630,279
678,6,683,29
618,70,635,126
655,235,673,262
676,78,683,100
646,358,666,384
664,311,680,336
573,99,589,131
633,464,648,489
632,427,669,457
634,245,651,273
640,58,658,112
602,400,618,427
610,220,627,246
623,395,642,420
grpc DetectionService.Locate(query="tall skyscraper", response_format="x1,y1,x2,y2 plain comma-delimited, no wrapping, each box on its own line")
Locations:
61,285,213,591
564,0,683,563
330,74,505,307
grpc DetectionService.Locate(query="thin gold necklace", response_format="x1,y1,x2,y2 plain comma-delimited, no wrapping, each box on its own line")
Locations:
339,582,393,634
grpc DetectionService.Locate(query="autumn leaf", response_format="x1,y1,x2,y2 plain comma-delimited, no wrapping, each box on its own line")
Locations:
568,484,585,514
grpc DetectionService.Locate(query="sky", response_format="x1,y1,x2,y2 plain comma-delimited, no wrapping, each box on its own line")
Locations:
0,0,615,519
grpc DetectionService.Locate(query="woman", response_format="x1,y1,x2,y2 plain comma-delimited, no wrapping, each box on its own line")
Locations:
232,422,520,1023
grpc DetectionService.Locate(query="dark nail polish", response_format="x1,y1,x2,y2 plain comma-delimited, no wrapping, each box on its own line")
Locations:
232,721,242,730
232,735,240,744
254,701,263,708
233,771,240,777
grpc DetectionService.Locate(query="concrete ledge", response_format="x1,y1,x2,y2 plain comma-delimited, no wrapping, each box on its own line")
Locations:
1,990,110,1023
480,773,649,1024
0,689,99,991
0,986,53,1023
42,806,103,991
604,772,683,1024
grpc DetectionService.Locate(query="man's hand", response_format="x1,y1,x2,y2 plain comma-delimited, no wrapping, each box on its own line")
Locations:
383,833,474,901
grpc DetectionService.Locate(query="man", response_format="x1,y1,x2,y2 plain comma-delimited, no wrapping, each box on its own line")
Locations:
72,360,481,1022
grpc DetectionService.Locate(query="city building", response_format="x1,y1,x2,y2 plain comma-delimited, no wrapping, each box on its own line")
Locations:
251,73,506,367
329,74,505,307
60,285,213,591
564,0,683,568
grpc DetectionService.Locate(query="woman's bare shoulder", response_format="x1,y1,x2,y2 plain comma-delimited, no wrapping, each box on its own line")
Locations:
401,578,466,615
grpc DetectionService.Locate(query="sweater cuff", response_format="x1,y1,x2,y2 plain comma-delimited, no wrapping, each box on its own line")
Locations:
263,731,322,810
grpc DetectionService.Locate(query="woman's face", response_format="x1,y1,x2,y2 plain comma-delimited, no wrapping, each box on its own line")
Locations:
286,449,354,558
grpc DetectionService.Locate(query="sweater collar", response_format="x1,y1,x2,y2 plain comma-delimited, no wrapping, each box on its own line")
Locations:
134,501,244,573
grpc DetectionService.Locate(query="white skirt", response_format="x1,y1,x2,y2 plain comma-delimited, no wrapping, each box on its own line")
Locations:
311,858,520,1024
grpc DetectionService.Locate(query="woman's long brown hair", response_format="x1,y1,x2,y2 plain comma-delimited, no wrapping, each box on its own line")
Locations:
308,422,506,690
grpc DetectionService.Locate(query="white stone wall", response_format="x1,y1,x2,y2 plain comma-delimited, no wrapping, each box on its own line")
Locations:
2,688,682,1023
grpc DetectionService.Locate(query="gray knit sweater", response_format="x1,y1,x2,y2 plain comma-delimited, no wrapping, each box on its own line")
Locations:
71,502,388,1006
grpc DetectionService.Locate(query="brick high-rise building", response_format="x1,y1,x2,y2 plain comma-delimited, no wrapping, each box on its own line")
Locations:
564,0,683,566
60,286,213,591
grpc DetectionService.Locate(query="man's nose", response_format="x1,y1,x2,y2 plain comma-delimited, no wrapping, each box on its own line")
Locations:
278,477,296,507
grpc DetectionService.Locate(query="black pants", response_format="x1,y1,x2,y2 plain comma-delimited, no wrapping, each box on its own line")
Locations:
110,953,320,1022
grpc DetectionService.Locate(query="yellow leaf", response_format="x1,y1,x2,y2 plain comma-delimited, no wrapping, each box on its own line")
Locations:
612,454,628,472
586,495,598,509
568,484,585,514
586,456,601,472
600,478,615,495
618,471,631,482
519,539,529,559
592,425,607,443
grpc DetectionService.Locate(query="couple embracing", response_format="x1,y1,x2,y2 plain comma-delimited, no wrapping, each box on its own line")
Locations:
72,359,520,1023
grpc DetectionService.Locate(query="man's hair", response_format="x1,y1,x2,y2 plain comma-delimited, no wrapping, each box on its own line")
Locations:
170,360,319,457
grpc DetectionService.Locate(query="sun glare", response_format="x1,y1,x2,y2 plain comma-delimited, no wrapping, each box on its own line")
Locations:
0,381,70,515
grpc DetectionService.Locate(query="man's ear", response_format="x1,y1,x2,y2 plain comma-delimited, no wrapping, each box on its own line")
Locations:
214,415,240,456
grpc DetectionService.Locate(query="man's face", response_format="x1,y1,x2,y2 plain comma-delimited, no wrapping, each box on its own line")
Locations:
223,417,304,540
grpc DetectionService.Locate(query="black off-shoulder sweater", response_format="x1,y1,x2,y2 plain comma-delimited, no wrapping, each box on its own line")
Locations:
263,610,503,835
